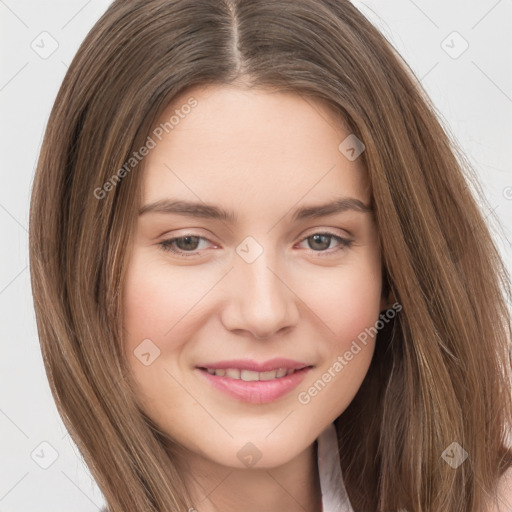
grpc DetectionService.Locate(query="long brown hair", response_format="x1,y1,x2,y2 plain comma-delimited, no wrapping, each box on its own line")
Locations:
29,0,512,510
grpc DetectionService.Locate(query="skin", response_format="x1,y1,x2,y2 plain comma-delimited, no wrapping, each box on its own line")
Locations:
122,84,388,512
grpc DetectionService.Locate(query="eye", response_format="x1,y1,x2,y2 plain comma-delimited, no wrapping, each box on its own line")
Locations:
158,234,213,257
296,231,353,256
158,231,352,258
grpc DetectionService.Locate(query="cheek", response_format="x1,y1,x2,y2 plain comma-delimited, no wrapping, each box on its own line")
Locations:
290,256,382,412
121,253,198,418
335,269,382,344
121,250,224,413
122,251,208,350
293,256,382,345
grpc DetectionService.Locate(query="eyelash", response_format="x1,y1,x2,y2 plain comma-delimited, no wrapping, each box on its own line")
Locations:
158,231,353,258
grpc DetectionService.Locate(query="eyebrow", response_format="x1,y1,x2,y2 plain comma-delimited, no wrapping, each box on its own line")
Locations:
138,197,373,223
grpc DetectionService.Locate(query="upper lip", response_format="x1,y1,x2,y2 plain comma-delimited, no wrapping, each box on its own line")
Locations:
197,358,311,372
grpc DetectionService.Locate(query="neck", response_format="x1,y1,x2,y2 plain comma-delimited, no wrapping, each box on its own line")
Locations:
182,439,322,512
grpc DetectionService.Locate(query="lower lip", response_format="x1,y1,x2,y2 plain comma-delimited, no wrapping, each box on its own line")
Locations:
195,367,313,404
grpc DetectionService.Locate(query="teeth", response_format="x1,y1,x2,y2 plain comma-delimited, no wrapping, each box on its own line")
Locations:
225,368,241,379
205,367,298,381
240,370,260,381
259,370,280,381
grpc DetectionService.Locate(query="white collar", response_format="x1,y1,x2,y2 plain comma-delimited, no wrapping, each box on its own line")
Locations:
316,422,355,512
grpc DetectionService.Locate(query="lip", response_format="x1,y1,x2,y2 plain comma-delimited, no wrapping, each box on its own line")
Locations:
194,365,313,404
196,358,309,372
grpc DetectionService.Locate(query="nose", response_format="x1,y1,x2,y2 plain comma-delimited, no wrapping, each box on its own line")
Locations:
220,247,300,340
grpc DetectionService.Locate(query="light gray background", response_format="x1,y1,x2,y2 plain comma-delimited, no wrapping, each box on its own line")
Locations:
1,0,511,510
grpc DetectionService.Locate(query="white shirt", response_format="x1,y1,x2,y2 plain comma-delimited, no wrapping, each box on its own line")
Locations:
317,422,355,512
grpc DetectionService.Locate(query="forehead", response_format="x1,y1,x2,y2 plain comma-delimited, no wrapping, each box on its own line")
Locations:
141,84,369,219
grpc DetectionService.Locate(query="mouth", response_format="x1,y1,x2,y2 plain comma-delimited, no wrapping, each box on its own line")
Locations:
196,366,309,381
194,365,314,404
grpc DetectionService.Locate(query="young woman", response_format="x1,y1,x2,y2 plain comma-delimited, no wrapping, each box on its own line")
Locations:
28,0,512,511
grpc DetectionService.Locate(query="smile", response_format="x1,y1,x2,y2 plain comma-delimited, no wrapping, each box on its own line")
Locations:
201,367,298,380
195,366,313,404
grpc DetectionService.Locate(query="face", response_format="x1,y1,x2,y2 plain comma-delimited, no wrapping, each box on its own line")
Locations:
122,84,386,472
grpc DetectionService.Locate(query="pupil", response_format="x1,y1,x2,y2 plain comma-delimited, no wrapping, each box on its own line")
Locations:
310,234,330,251
177,236,199,251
